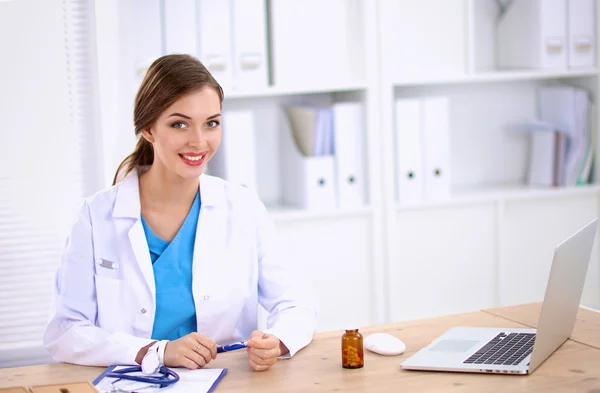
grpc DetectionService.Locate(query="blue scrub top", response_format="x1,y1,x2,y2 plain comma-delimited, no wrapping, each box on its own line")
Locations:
141,191,200,341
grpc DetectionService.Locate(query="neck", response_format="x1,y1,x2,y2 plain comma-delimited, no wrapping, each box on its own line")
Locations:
139,163,199,207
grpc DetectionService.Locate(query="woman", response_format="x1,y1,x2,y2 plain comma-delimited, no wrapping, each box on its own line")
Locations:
43,54,317,372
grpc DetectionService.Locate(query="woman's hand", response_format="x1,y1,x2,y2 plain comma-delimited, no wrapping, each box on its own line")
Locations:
163,333,217,369
246,330,289,371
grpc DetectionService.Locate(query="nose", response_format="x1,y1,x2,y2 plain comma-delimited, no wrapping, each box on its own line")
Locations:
188,126,207,149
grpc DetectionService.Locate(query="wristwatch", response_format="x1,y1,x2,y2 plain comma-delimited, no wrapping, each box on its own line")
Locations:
141,340,168,375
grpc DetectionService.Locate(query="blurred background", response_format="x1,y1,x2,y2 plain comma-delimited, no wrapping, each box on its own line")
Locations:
0,0,598,368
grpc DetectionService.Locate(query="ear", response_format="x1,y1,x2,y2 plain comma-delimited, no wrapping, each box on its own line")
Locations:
140,127,155,143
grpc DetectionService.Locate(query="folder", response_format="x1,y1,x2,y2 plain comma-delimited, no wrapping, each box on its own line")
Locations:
395,98,424,205
209,110,257,190
131,0,162,82
163,0,197,56
332,102,366,208
567,0,596,67
281,107,336,211
197,0,233,91
422,97,451,201
497,0,567,69
231,0,269,90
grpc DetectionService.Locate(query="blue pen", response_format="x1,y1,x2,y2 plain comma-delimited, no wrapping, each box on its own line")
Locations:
217,341,248,353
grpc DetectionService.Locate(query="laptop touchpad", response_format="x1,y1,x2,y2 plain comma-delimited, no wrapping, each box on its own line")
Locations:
428,340,479,353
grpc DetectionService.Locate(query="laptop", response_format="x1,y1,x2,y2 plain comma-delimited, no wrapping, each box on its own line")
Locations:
401,218,598,375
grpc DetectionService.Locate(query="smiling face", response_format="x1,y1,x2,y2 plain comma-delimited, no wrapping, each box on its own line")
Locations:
141,87,222,180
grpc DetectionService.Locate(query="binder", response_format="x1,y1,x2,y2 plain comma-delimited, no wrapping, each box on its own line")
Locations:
567,0,596,67
268,0,364,87
231,0,269,90
197,0,234,91
332,102,366,208
422,97,451,202
281,107,336,211
163,0,197,56
395,98,424,205
209,110,257,190
496,0,567,69
131,0,162,82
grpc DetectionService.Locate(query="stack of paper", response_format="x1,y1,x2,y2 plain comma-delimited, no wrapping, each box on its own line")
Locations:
516,86,594,187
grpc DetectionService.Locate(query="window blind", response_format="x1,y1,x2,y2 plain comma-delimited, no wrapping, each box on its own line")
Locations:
0,0,100,367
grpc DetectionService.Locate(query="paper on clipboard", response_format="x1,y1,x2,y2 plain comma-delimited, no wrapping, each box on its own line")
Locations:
93,365,227,393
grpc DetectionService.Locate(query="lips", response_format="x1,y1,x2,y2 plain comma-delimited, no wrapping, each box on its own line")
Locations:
179,153,206,167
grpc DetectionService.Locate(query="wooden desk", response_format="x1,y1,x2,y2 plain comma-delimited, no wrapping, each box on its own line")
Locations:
483,302,600,350
2,308,600,393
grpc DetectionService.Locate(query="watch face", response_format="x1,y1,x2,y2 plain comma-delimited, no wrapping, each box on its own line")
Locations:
142,351,160,375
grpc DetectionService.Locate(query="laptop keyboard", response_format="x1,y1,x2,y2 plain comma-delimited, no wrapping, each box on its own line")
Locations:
463,332,536,366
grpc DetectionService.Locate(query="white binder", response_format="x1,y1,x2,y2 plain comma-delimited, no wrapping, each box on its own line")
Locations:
268,0,364,87
567,0,596,67
422,97,451,202
209,110,257,190
232,0,269,90
163,0,197,56
395,98,424,205
197,0,233,91
497,0,567,69
131,0,162,82
332,102,366,208
281,107,336,211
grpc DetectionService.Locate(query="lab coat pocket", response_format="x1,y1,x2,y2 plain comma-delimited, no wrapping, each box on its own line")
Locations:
94,274,126,329
94,257,123,280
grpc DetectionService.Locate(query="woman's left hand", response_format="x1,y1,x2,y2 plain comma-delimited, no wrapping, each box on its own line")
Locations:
246,330,288,371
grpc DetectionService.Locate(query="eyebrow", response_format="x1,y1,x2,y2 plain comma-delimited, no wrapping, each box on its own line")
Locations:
167,112,192,119
167,112,221,120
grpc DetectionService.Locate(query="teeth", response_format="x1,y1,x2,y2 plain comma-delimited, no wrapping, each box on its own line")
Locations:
183,155,203,161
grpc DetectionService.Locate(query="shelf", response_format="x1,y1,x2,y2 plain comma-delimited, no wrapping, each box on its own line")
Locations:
223,81,367,100
397,184,600,211
266,204,372,222
392,68,599,88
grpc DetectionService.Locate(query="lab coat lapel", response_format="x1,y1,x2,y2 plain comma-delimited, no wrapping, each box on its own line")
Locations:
193,175,228,305
112,170,155,299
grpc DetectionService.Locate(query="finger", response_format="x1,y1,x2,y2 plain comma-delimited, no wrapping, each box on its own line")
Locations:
179,356,200,370
192,343,213,366
247,335,278,350
249,357,270,372
186,349,207,368
249,330,264,339
248,350,276,366
249,346,279,360
192,334,218,359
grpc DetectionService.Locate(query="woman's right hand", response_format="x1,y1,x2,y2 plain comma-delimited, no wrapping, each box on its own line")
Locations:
163,333,217,369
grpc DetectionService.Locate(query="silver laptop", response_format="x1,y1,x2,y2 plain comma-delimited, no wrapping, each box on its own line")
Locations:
401,218,598,375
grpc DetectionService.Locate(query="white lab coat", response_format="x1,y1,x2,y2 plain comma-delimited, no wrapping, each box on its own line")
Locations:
43,168,318,366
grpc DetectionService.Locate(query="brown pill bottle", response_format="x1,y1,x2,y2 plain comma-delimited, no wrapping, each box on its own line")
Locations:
341,328,364,369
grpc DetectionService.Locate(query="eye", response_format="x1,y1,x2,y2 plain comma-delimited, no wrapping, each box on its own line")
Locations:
170,121,187,129
207,120,220,128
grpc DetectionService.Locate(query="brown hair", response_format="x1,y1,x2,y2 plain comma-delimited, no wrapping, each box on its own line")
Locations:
112,54,224,185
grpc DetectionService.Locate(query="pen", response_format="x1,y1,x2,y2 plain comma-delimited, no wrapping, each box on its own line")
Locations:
217,341,248,353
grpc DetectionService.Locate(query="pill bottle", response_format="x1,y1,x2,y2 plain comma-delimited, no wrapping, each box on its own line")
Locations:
341,328,364,369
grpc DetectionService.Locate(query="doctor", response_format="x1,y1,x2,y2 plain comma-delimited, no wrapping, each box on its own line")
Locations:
43,54,317,372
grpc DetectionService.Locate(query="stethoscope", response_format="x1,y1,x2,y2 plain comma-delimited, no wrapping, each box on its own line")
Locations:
104,366,179,389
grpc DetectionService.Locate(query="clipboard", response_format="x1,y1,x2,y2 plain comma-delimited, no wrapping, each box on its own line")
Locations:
93,365,227,393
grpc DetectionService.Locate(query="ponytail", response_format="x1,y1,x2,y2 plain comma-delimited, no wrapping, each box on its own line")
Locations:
112,138,154,185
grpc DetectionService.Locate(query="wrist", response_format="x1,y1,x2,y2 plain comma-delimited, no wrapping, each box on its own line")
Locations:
279,341,289,356
135,341,157,365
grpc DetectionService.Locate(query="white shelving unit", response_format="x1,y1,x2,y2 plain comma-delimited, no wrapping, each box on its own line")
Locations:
93,0,600,333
